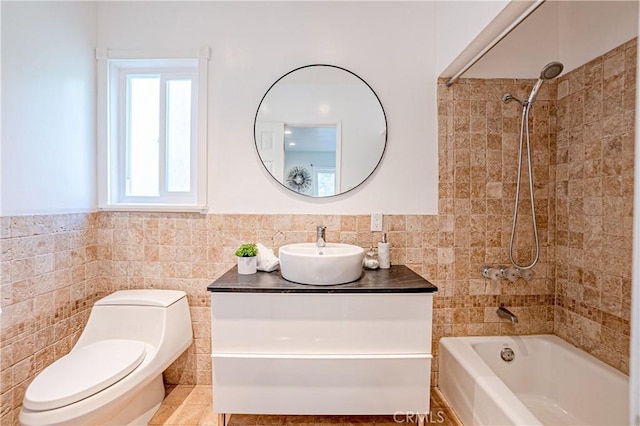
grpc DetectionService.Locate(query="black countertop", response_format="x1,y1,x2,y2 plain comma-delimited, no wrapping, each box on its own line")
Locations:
207,265,438,294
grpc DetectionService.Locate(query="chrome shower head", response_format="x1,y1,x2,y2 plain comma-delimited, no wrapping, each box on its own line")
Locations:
502,61,564,108
528,61,564,105
540,61,564,80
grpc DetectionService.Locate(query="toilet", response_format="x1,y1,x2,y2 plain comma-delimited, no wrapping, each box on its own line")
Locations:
19,290,193,426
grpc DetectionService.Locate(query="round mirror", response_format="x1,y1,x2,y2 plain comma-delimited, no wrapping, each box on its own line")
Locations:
254,65,387,197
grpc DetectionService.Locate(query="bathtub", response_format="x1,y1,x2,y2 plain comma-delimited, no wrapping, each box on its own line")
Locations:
438,335,628,425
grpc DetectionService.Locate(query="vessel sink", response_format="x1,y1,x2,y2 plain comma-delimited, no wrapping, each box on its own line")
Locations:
279,243,365,285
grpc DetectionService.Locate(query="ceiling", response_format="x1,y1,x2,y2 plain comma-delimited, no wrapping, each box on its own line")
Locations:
284,125,337,153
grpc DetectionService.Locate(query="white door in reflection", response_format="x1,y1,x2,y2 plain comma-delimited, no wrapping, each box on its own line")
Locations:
255,122,285,179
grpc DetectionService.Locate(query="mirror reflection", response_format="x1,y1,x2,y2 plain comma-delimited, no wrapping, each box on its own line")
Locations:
254,65,387,197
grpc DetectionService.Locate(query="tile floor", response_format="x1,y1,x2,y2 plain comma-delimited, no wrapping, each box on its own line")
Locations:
150,385,462,426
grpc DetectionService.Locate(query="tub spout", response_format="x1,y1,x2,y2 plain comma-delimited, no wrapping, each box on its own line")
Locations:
497,306,518,324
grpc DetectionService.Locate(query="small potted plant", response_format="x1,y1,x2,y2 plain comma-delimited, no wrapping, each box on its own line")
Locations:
235,243,258,275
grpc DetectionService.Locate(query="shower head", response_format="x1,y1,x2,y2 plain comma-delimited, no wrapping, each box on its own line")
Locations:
502,61,565,108
540,61,564,80
528,61,564,105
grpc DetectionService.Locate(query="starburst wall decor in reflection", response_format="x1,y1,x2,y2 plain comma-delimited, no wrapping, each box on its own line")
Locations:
285,166,312,193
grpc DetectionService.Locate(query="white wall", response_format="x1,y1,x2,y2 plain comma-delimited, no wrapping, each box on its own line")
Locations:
558,1,639,73
1,1,97,216
460,0,638,79
462,1,559,78
436,0,511,75
97,1,439,215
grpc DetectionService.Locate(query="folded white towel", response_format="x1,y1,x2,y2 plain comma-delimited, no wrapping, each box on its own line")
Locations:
256,243,279,272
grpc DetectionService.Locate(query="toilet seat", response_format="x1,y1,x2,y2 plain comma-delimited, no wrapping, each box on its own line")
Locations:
23,339,146,411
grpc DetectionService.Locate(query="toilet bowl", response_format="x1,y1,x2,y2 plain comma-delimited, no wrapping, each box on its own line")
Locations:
19,289,193,426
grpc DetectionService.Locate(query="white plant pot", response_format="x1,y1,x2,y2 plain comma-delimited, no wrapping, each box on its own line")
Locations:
237,256,257,275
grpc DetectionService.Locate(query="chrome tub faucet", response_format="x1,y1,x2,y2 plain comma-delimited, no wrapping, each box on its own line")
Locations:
497,306,518,324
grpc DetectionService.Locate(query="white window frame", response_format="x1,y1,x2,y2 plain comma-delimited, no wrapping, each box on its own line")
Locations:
96,48,210,212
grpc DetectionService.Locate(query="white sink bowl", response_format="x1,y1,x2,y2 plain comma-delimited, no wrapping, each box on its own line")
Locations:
279,243,365,285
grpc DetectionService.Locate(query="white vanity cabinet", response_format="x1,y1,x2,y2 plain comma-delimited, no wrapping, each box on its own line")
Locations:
208,266,437,421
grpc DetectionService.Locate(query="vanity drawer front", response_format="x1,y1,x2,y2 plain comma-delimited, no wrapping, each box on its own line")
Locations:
211,293,432,354
212,354,431,414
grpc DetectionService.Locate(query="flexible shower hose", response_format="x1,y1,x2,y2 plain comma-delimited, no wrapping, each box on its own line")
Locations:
509,102,540,270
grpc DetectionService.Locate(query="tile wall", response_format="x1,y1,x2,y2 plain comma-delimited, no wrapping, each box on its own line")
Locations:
96,202,561,389
0,209,557,423
434,76,557,380
0,37,636,425
553,38,637,373
0,214,102,424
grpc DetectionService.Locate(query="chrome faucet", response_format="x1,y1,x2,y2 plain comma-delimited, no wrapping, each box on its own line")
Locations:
497,306,518,324
316,226,326,248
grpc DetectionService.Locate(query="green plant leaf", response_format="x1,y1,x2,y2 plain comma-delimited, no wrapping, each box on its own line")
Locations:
235,243,258,257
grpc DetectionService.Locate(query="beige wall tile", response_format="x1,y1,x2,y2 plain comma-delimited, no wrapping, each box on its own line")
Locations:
553,39,635,373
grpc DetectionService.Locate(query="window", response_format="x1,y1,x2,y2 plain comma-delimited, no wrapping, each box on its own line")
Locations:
313,167,336,197
97,49,209,212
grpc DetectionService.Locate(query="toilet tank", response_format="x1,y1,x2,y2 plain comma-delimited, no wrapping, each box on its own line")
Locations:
75,290,193,353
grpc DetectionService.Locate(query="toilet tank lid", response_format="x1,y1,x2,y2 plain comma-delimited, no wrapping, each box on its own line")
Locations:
95,290,187,307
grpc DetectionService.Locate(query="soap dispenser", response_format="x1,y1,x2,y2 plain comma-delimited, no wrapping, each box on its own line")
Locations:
378,233,390,269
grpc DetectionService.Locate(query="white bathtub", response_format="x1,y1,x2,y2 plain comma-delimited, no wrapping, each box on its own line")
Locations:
438,335,629,425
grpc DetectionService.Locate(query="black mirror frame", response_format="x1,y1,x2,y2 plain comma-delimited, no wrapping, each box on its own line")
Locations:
253,64,388,198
